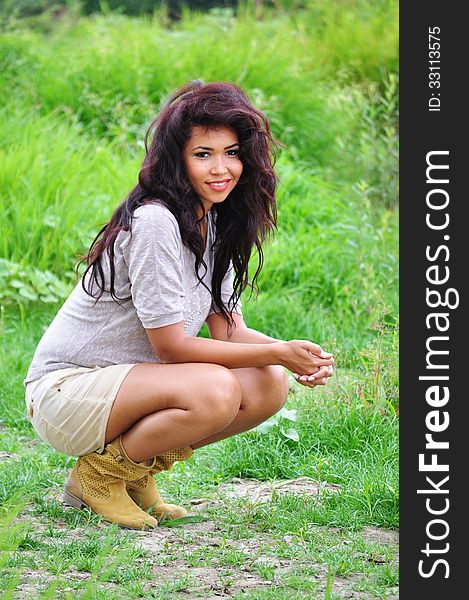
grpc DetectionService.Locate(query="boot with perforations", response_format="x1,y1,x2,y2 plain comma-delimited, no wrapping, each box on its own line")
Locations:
126,447,194,521
62,436,158,530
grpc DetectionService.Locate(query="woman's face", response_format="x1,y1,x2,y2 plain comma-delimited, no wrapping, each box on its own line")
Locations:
183,126,243,215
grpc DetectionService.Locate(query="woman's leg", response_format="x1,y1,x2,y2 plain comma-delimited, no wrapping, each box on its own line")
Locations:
191,365,290,449
69,363,288,527
105,362,242,463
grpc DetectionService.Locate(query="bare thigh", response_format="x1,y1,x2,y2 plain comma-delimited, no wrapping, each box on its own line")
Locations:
105,362,240,442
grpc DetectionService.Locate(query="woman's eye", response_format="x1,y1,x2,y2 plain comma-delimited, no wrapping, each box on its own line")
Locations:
193,149,239,158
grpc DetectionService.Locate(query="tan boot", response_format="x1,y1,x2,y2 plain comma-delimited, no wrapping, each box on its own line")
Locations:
127,446,194,521
63,436,158,530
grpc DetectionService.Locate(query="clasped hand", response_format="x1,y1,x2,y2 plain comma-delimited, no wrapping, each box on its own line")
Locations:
282,339,335,389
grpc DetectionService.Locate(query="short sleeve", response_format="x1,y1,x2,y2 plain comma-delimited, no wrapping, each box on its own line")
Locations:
208,261,243,317
123,204,185,328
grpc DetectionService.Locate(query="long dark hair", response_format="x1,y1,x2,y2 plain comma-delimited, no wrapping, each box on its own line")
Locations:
80,81,279,328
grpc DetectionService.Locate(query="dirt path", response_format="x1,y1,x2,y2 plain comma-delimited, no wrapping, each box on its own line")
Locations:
134,478,399,598
10,478,399,599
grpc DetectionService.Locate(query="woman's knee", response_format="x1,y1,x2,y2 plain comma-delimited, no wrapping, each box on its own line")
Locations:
258,365,289,413
193,366,242,427
233,365,289,425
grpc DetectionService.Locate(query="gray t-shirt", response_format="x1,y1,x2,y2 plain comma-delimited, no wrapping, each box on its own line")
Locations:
24,202,242,384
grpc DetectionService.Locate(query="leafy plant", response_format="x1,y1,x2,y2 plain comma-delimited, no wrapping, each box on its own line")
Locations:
358,303,399,413
254,406,299,442
0,258,72,309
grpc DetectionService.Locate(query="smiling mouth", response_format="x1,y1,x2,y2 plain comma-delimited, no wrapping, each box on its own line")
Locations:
206,179,232,191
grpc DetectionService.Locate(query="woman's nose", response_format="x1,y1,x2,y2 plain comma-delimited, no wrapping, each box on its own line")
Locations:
210,157,228,175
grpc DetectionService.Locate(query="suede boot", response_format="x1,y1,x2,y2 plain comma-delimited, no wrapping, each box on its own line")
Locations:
63,436,158,530
126,446,194,521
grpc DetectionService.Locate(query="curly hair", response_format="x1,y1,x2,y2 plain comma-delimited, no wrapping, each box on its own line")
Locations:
80,80,279,329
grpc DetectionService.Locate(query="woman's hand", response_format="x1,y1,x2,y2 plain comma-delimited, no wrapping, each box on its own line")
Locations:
277,340,334,375
292,365,334,388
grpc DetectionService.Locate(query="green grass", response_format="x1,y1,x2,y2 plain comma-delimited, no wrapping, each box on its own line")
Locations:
0,2,398,597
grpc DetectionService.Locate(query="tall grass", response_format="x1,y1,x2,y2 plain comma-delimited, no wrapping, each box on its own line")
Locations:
1,3,397,160
0,106,141,270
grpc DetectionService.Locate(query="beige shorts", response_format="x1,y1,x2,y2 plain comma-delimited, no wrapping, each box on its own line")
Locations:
24,364,136,456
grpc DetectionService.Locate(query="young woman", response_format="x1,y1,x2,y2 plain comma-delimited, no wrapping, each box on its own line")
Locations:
24,81,334,530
